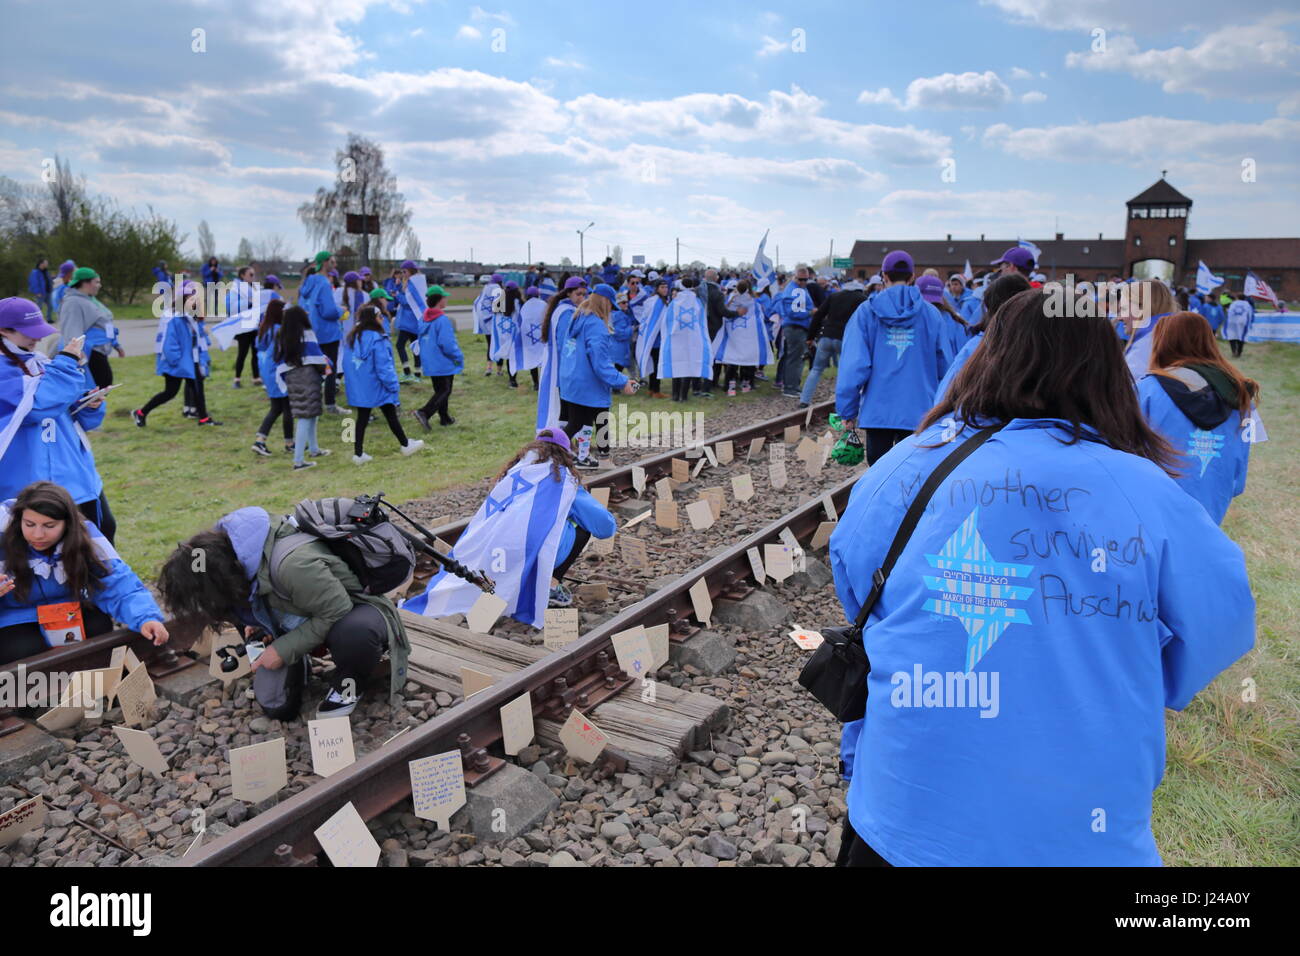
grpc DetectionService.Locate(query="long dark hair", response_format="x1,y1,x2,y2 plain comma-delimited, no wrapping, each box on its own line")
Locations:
496,437,579,484
540,289,579,343
2,482,108,604
346,304,383,347
257,297,285,340
503,286,524,315
0,335,35,375
921,288,1178,473
1150,311,1260,415
157,528,250,631
970,273,1032,334
275,304,311,366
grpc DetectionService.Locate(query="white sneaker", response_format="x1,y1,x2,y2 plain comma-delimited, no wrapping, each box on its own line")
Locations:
352,453,373,465
400,439,425,456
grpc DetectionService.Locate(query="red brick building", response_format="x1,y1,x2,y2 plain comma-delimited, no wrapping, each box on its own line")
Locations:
849,176,1299,301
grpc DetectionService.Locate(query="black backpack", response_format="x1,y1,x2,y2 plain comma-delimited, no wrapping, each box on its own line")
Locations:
269,497,416,598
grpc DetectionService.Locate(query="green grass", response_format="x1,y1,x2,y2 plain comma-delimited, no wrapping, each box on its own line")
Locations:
1151,341,1300,865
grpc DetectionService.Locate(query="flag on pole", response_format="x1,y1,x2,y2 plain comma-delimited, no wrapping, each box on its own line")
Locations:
1196,260,1225,296
1017,238,1043,262
1244,271,1279,307
963,259,973,281
752,230,776,292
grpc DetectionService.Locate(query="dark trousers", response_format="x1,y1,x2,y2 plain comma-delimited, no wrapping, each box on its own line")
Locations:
552,527,592,581
865,427,910,465
671,377,693,401
726,365,755,385
142,374,207,419
258,396,294,441
419,375,455,423
233,331,257,378
320,341,339,406
396,331,418,371
355,404,409,454
530,368,539,389
1229,339,1244,357
0,605,115,667
835,819,893,868
78,492,117,544
648,348,661,393
779,325,808,394
323,604,389,695
564,402,610,459
87,351,112,388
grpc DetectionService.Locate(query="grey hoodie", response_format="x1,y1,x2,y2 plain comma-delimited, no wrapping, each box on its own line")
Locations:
58,288,115,355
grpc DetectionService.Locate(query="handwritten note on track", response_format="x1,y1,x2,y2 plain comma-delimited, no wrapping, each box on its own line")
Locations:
746,437,765,461
113,726,168,776
315,802,380,867
308,716,356,778
610,625,655,679
631,466,646,495
689,578,714,627
686,499,715,531
559,709,608,764
409,750,467,829
544,607,580,650
0,796,46,848
621,536,650,569
115,663,157,728
500,693,535,756
716,440,734,464
645,623,671,669
230,737,288,803
732,473,755,503
467,591,508,634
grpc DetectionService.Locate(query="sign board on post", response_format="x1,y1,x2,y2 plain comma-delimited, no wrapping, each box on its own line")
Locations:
345,213,381,235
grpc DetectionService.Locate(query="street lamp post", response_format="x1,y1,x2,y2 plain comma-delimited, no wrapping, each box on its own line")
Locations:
577,222,595,270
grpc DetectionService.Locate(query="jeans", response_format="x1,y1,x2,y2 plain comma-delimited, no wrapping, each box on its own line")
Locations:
293,416,320,465
779,325,808,395
799,337,841,404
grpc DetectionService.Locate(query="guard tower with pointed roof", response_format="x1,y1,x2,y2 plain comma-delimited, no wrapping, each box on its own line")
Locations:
1124,172,1192,281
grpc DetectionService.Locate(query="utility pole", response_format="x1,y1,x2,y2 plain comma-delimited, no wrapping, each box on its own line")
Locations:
527,241,531,264
577,221,594,269
829,239,834,266
675,238,680,271
776,245,780,273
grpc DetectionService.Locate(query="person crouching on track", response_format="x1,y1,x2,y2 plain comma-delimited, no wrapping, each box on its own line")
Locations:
345,304,424,464
0,481,167,666
157,505,409,719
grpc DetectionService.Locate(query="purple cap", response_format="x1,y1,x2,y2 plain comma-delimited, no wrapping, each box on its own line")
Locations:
328,269,339,277
342,270,360,283
563,276,588,291
525,286,540,298
0,297,58,339
264,274,282,287
536,427,571,452
592,283,618,306
400,260,417,270
881,250,914,275
359,266,372,277
492,273,505,283
916,275,944,304
505,281,519,290
991,246,1035,270
58,260,76,276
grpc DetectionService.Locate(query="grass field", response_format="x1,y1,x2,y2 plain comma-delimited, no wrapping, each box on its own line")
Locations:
105,281,482,320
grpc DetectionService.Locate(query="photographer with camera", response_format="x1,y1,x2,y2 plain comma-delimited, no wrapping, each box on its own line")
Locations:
157,499,411,720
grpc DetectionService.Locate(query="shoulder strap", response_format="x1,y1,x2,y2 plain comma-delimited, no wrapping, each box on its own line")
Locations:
267,531,317,601
849,423,1007,633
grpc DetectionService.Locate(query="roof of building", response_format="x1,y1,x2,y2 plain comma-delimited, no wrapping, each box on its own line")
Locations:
1126,178,1193,207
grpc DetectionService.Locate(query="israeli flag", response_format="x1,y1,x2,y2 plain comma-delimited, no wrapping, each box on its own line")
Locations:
518,298,548,371
0,349,94,466
404,272,428,320
539,276,557,297
712,294,771,368
274,328,329,392
1196,261,1225,297
963,259,973,281
753,230,777,293
536,301,576,429
473,283,501,335
635,295,670,377
658,290,712,379
401,453,578,628
1017,238,1042,262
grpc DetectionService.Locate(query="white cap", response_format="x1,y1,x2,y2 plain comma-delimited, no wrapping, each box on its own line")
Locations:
629,269,645,278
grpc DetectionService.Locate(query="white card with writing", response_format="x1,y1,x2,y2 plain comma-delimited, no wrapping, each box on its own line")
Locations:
544,607,580,650
611,625,654,678
410,750,466,829
590,532,615,555
746,437,765,461
113,725,169,776
315,802,380,867
689,577,713,627
621,536,650,569
500,693,535,756
691,456,708,479
716,440,734,464
703,445,718,468
559,709,608,763
654,476,674,501
732,473,755,503
467,591,508,634
779,526,800,550
765,543,795,582
686,499,715,531
631,465,646,495
810,520,837,551
769,460,788,490
230,737,288,803
747,546,766,586
822,493,838,521
789,627,825,650
0,796,45,848
625,508,652,528
308,716,356,778
115,662,157,728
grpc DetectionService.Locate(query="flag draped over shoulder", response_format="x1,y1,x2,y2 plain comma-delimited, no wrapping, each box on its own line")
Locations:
473,283,501,334
517,298,548,371
658,290,712,379
712,294,770,367
536,301,574,429
752,230,776,292
210,283,263,351
635,295,670,377
1196,261,1225,296
275,328,329,392
0,350,93,465
401,452,578,628
490,296,519,363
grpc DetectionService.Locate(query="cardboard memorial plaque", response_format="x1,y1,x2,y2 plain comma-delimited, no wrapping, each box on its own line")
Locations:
769,440,786,461
654,477,674,501
315,802,380,867
182,831,204,860
308,716,356,778
230,737,288,802
500,693,535,756
0,796,45,848
625,508,652,528
209,630,251,683
783,424,801,444
106,645,128,697
576,582,611,602
686,499,715,531
37,703,85,732
765,543,795,582
769,459,788,490
467,591,508,634
804,449,826,478
746,437,765,461
819,443,832,469
124,648,143,672
58,670,103,711
689,577,713,626
701,487,725,520
621,536,650,569
779,526,800,550
645,623,671,669
796,436,818,463
789,626,825,650
716,440,734,464
590,531,616,555
810,521,837,551
427,515,452,528
671,458,690,483
410,750,466,829
113,726,168,776
543,608,580,650
703,445,718,468
655,499,680,530
116,663,157,728
590,486,610,508
731,473,755,503
822,493,839,521
685,444,703,459
558,709,607,763
189,630,214,660
691,456,708,479
805,404,815,427
460,666,495,699
611,625,655,678
631,465,647,495
747,546,766,585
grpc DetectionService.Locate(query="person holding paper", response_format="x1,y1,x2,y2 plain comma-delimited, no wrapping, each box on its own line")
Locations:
828,287,1253,866
0,298,115,542
0,482,167,665
558,284,635,470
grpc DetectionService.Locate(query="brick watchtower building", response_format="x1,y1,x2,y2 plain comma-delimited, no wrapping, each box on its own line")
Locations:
1124,172,1192,282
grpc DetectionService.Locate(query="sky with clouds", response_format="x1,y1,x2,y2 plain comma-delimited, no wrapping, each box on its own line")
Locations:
4,0,1297,267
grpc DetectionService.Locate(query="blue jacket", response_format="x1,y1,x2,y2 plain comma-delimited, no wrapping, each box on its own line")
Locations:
256,326,286,399
1198,302,1226,335
416,310,464,376
0,352,105,505
395,281,421,336
202,263,222,284
155,314,209,379
299,273,342,344
830,417,1254,865
611,308,635,349
1137,372,1249,524
345,329,400,408
934,333,982,403
0,513,161,634
837,284,954,428
152,266,169,285
28,269,51,297
773,283,814,330
943,288,974,315
558,487,616,560
959,292,984,326
51,284,69,315
559,311,628,409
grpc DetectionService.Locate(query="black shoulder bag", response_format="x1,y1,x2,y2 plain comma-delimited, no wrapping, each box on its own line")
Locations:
797,423,1006,722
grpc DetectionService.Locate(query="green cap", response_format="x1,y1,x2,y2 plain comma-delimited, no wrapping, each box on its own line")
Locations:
313,250,333,267
427,284,446,298
368,287,394,300
70,267,99,285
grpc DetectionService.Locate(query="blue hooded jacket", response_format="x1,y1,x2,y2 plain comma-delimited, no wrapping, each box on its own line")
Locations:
830,417,1254,865
155,314,209,379
395,281,422,336
559,310,629,409
772,283,814,330
256,325,286,399
837,284,954,428
1137,370,1250,524
557,488,617,561
345,329,400,408
299,272,342,345
416,309,464,376
934,333,982,403
1198,302,1226,335
0,351,104,505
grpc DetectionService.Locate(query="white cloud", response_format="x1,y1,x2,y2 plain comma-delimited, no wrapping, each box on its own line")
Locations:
456,24,482,40
757,35,788,57
859,71,1012,110
1009,66,1033,81
857,188,1056,227
858,87,901,107
980,0,1284,33
543,57,586,70
469,5,515,25
1021,90,1047,103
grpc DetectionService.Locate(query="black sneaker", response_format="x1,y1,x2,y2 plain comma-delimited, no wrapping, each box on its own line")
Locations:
232,379,242,389
413,409,431,432
316,687,360,717
197,417,223,426
439,416,456,426
797,402,810,409
293,460,317,470
251,440,271,457
574,457,601,471
132,409,146,428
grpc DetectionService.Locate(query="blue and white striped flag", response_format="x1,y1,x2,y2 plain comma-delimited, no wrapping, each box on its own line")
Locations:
401,453,579,628
536,301,576,429
1196,260,1225,297
752,230,776,293
274,328,329,392
658,290,712,379
1017,238,1042,262
404,273,428,320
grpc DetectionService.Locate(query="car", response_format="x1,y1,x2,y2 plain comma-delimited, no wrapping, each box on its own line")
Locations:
478,274,491,284
442,273,472,286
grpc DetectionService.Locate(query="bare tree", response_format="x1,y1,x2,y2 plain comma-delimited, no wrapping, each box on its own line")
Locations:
46,155,86,231
254,232,292,264
236,236,254,262
196,220,216,259
404,233,422,261
297,133,418,266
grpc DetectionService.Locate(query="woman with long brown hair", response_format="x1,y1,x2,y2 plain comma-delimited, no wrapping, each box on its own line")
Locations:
827,288,1253,866
1137,310,1259,524
557,284,635,469
0,481,167,665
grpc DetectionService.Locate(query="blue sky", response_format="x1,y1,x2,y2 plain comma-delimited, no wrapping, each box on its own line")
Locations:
3,0,1297,267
